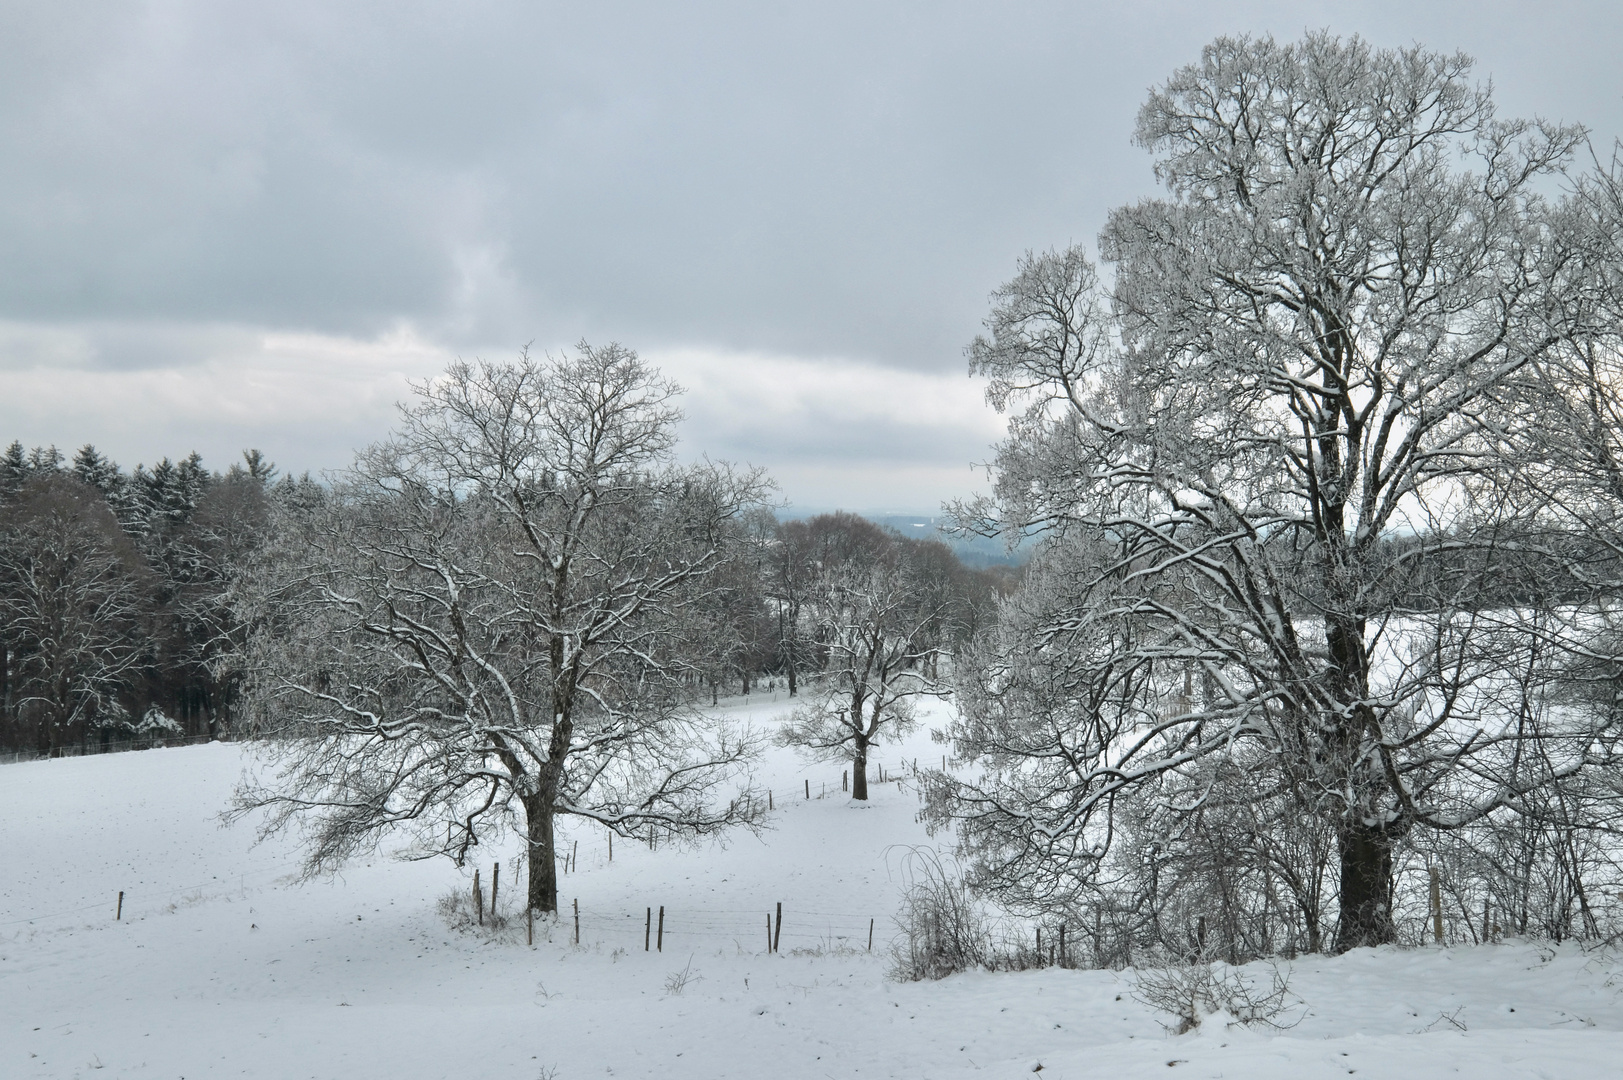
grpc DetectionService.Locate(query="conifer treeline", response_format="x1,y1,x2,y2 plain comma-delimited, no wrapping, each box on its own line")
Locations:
0,440,288,754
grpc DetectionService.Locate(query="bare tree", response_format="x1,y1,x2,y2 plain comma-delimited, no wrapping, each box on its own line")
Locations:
763,516,819,697
0,473,150,752
932,34,1623,951
778,514,959,800
237,344,771,913
688,510,779,703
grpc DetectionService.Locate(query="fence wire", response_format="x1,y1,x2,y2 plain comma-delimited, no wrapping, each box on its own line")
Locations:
556,904,886,953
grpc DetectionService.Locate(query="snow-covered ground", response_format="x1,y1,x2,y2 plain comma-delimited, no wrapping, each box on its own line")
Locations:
4,696,1622,1079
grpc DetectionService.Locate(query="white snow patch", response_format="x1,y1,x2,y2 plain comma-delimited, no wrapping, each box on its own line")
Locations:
2,697,1621,1078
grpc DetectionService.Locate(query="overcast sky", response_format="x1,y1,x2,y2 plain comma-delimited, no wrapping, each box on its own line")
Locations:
3,1,1620,511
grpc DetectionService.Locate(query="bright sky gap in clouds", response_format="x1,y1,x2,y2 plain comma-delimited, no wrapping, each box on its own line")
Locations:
3,1,1620,512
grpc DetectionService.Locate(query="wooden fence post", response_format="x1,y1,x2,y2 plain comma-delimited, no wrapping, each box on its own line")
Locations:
527,905,534,947
774,902,782,953
116,891,123,921
491,863,499,914
645,907,651,951
1059,923,1066,968
608,830,613,863
657,905,665,952
805,779,809,800
868,918,874,952
474,870,483,926
571,841,578,874
574,898,580,945
843,770,848,792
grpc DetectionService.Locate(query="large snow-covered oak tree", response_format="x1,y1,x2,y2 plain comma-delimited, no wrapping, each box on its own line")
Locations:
930,34,1623,951
236,344,771,913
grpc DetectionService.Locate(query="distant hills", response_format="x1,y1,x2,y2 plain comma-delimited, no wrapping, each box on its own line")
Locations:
777,509,1032,569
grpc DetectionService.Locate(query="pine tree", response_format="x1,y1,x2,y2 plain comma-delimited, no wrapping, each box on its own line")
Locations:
0,441,25,500
24,445,64,473
72,445,125,499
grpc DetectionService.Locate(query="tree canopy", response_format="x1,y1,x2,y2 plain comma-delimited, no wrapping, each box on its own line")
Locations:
934,33,1623,952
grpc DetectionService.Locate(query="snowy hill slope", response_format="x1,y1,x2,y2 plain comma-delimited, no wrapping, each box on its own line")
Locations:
3,696,1623,1078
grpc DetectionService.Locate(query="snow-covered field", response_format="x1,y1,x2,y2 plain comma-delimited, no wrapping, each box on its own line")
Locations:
4,697,1623,1079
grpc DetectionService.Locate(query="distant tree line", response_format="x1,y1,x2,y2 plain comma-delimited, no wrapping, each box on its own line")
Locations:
0,440,288,754
0,422,1004,784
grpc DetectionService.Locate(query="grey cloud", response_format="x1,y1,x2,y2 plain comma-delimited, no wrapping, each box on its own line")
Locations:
8,2,1617,371
0,321,267,374
684,402,990,469
3,1,1622,509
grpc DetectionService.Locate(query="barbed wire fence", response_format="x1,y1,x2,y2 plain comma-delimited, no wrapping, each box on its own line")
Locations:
0,855,309,932
563,905,883,956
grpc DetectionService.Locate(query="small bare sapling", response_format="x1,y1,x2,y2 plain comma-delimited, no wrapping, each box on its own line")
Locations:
1132,960,1300,1034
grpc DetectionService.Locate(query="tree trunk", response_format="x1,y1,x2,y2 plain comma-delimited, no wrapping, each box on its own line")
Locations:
781,599,800,697
1334,820,1396,951
523,790,559,914
852,734,869,801
1,639,11,731
1322,604,1395,953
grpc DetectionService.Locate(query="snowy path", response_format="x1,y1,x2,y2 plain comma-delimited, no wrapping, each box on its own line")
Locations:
3,698,1623,1078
